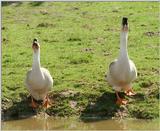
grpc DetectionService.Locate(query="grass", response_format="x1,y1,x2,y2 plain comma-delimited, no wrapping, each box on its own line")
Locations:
2,2,159,120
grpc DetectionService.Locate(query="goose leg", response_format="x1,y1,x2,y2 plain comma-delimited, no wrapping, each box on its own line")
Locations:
125,88,136,96
31,97,37,108
43,95,51,108
116,92,127,105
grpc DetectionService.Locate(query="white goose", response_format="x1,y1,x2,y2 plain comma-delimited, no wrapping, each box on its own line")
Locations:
106,17,137,105
25,38,53,108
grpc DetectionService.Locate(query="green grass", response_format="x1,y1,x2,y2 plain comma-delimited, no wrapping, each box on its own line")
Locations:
2,2,159,120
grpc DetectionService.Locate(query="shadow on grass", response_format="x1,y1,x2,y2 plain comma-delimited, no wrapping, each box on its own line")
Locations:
29,2,44,6
80,92,120,122
2,95,36,121
2,1,22,7
132,92,146,101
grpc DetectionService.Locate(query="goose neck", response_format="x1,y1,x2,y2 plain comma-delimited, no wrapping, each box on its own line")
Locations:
32,49,41,70
119,31,129,60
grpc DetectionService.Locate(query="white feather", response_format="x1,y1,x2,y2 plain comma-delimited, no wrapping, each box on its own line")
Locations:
106,29,137,91
25,45,53,100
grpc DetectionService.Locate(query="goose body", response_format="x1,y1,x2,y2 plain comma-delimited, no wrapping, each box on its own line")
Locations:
25,67,53,100
106,17,137,105
107,59,137,91
25,39,53,108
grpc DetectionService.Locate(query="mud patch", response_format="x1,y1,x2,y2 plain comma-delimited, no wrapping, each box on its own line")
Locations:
37,23,55,28
40,10,48,15
112,9,119,13
82,11,88,15
69,100,77,109
145,56,159,60
82,24,94,31
141,24,146,27
129,13,134,15
96,37,105,43
144,31,160,37
36,31,41,34
103,51,111,56
43,39,58,43
151,68,160,74
104,28,119,32
67,37,81,42
72,7,79,10
58,89,78,98
81,48,93,53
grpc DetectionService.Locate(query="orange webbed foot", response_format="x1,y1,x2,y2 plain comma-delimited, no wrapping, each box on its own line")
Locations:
30,97,38,108
116,92,128,105
116,98,128,105
43,96,51,109
125,89,136,96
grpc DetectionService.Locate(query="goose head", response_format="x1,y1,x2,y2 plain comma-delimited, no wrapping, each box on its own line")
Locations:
32,38,40,53
122,17,128,32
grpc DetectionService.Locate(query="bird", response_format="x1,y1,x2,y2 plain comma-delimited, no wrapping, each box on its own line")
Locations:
25,38,53,108
106,17,137,105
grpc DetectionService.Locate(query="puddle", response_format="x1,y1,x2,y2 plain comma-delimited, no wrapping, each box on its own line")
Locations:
2,117,160,130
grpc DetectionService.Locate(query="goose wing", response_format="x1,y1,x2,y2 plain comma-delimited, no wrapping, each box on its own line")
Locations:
41,67,53,90
107,59,120,86
128,59,137,82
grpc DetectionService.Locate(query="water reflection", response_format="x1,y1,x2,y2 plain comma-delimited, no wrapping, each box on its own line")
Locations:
2,116,160,130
